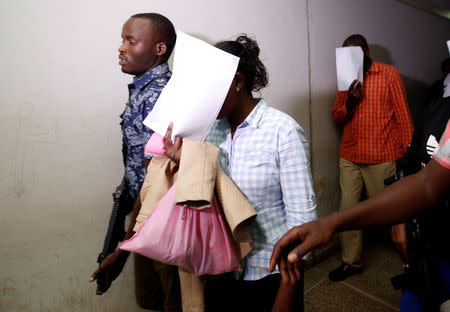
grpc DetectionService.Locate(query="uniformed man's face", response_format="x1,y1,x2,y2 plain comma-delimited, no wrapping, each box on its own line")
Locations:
118,18,159,77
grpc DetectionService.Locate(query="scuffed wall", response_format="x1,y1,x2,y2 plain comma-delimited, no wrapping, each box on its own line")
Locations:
0,1,309,311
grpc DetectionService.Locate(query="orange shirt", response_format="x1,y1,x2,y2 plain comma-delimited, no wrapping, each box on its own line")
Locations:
332,61,413,164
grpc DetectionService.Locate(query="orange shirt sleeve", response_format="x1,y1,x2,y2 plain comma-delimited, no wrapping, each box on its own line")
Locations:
388,68,413,153
332,91,349,126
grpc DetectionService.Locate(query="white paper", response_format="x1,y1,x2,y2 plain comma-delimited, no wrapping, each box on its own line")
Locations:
336,47,364,91
447,40,450,54
443,73,450,98
143,31,240,141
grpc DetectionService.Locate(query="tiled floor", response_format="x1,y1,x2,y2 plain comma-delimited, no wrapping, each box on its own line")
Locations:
303,229,404,312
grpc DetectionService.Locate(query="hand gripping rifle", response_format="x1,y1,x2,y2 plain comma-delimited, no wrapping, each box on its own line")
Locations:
96,177,134,295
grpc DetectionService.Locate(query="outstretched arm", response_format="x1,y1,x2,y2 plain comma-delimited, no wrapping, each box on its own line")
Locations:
270,159,450,283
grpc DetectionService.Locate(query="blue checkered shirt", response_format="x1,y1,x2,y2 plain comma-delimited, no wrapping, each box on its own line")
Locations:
206,99,317,280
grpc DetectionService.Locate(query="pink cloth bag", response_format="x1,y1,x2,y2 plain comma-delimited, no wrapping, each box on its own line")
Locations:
119,133,241,276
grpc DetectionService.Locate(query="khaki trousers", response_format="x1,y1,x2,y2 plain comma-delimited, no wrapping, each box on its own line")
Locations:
178,267,205,312
338,157,396,268
134,254,182,312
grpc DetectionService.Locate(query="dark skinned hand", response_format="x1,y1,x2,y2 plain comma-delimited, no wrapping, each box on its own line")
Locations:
269,218,335,283
164,122,182,166
391,223,409,268
89,250,129,292
271,277,298,312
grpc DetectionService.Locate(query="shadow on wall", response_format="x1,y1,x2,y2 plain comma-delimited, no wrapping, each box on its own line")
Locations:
370,44,394,65
285,94,310,131
402,75,429,127
370,44,429,127
308,91,342,218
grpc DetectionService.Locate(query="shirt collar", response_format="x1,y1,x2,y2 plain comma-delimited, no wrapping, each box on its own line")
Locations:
242,99,267,129
129,63,170,92
216,99,268,131
367,60,382,74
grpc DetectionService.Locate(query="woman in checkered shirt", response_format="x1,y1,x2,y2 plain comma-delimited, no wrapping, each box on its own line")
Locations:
203,35,317,312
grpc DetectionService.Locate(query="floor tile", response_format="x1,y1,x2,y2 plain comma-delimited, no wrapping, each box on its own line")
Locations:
343,241,403,307
304,279,398,312
304,267,327,293
303,229,403,311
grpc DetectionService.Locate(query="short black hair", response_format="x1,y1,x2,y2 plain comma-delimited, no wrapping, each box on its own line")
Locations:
131,13,176,61
215,34,268,92
343,34,369,52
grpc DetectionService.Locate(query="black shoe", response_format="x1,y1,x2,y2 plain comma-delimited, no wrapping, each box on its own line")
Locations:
328,264,363,282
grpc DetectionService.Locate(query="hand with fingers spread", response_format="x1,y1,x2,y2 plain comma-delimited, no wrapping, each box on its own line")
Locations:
346,79,362,113
269,218,336,283
164,122,183,166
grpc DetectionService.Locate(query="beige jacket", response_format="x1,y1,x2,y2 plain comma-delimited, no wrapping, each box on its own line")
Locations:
134,139,257,260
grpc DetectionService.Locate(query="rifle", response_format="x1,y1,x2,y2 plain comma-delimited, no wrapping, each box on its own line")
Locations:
96,177,134,295
386,173,441,311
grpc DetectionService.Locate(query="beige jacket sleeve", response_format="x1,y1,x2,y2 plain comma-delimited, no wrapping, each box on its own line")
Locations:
215,168,256,259
176,139,257,259
175,139,219,209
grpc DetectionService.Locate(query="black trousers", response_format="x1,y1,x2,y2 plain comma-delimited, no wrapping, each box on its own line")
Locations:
204,273,304,312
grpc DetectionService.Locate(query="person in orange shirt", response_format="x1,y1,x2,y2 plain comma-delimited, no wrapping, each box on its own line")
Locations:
329,34,414,282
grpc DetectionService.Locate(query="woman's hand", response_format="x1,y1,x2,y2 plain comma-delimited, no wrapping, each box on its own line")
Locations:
271,277,298,312
164,122,182,166
270,218,335,283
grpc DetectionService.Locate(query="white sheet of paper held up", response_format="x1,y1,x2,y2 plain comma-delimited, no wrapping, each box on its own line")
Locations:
143,31,240,141
447,40,450,54
336,46,364,91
